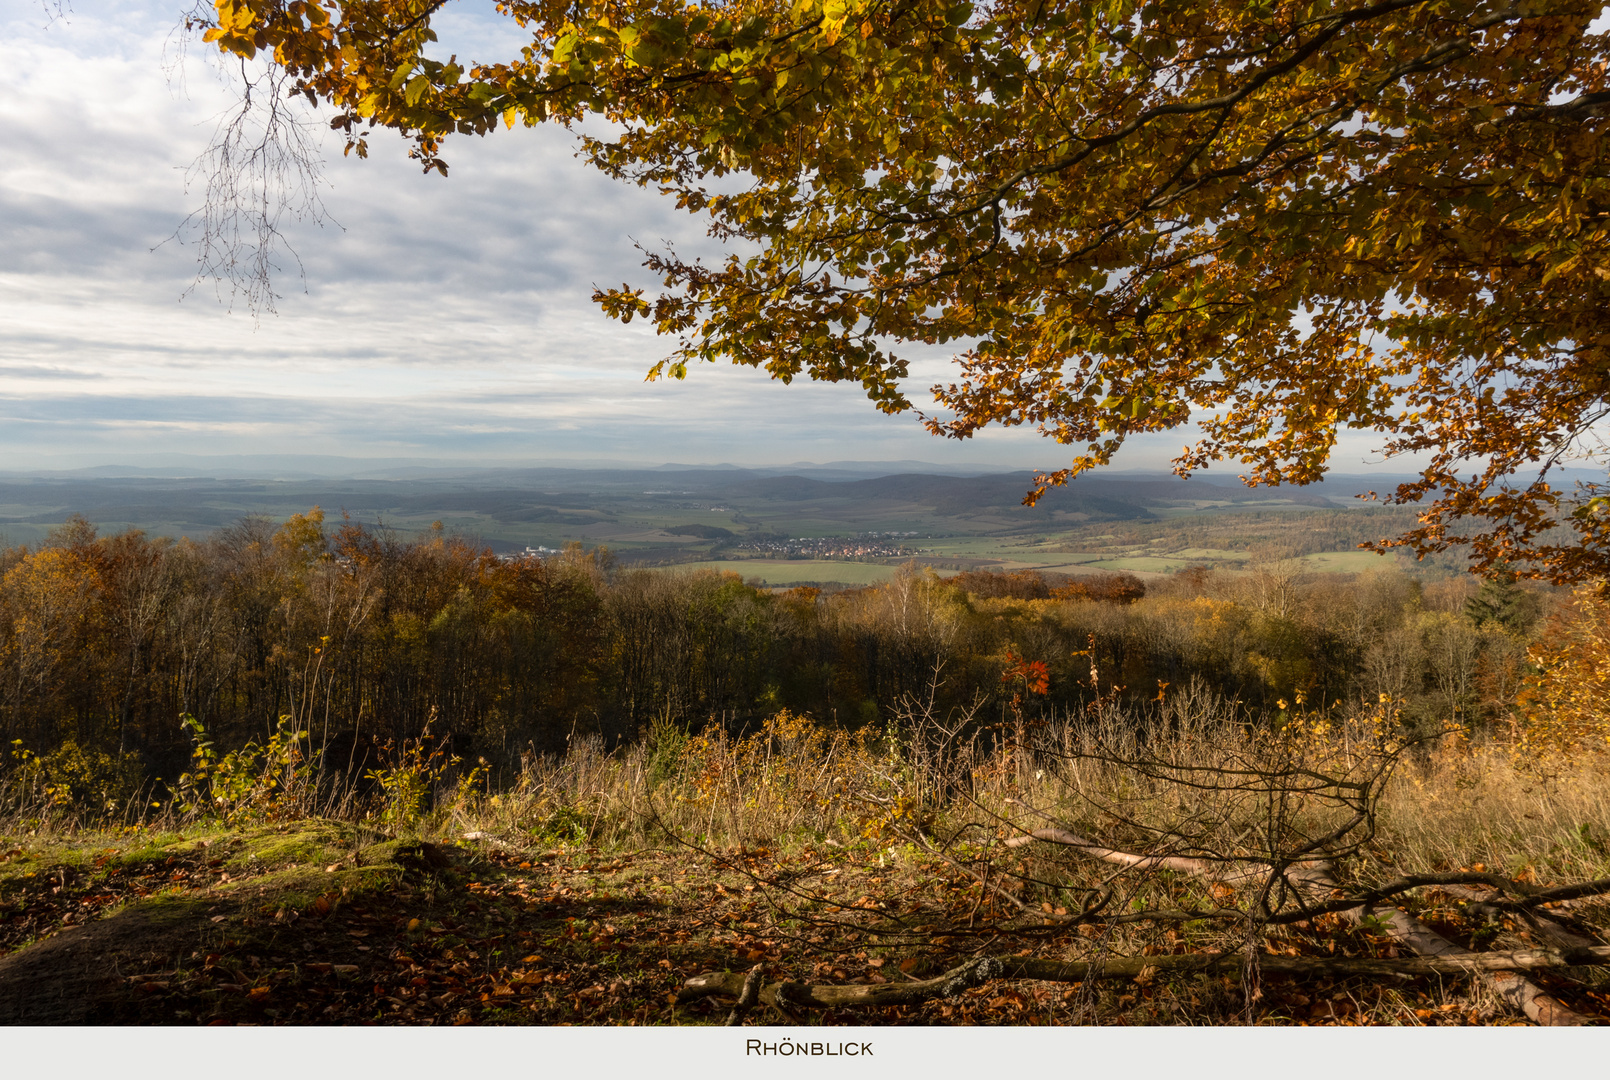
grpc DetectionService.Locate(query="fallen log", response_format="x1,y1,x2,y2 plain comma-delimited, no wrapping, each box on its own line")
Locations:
724,965,764,1026
1010,829,1596,1025
1436,884,1602,952
679,945,1610,1011
1003,828,1270,885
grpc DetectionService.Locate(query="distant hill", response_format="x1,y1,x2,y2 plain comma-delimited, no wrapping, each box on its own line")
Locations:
0,463,1385,554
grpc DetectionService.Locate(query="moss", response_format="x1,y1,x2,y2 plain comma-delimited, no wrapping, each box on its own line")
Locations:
128,890,216,929
207,835,448,915
220,821,351,871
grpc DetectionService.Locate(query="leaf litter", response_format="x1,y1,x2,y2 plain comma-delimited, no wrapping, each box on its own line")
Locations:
0,827,1604,1026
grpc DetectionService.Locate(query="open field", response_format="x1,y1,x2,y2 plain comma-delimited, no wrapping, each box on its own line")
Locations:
0,466,1430,574
672,547,1405,587
678,560,904,586
1303,550,1405,573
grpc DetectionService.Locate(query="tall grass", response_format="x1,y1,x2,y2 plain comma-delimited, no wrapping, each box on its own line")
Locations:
3,690,1608,892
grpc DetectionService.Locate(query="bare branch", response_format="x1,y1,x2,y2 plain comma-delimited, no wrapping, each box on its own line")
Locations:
682,945,1610,1011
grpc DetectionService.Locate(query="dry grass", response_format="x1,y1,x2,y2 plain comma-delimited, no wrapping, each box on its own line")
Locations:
1383,738,1610,882
4,690,1610,1025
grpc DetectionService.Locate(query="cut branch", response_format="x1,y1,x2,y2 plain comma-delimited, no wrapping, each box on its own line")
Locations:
1004,827,1273,883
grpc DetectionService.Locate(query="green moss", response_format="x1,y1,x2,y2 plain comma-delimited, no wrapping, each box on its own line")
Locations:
220,821,351,870
129,890,215,928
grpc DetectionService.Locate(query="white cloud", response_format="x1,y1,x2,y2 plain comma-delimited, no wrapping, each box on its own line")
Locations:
0,0,1419,480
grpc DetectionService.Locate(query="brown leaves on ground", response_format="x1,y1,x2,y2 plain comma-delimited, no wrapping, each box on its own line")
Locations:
1,834,1606,1026
0,841,283,958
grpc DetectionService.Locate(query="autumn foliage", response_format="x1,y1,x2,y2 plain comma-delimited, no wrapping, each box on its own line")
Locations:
1513,585,1610,768
0,507,1570,821
194,0,1610,580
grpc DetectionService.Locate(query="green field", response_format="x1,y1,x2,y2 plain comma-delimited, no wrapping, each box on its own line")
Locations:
1302,549,1404,572
676,559,905,585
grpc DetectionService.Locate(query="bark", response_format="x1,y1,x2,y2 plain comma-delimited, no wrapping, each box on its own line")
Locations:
679,946,1610,1011
724,965,764,1026
1437,883,1601,952
1003,828,1271,884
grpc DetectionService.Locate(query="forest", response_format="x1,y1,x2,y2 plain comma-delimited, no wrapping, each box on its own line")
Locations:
0,508,1551,808
1,508,1608,1029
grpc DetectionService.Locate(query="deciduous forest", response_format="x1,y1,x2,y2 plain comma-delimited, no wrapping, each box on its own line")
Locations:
0,509,1553,799
8,0,1610,1029
1,508,1608,1027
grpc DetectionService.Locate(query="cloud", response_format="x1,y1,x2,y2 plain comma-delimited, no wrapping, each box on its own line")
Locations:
0,0,1421,480
0,365,103,381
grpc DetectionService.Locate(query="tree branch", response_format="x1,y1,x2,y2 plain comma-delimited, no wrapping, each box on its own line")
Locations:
680,945,1610,1011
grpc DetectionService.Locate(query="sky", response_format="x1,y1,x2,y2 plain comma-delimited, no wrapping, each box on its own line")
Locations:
0,0,1432,476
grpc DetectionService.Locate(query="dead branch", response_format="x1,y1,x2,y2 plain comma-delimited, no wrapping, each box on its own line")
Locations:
1005,827,1272,884
1436,883,1603,952
680,945,1610,1011
1462,876,1610,909
1010,826,1598,1026
724,964,764,1026
1297,861,1594,1027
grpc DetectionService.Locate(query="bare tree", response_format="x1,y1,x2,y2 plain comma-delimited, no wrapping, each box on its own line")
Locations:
165,5,332,314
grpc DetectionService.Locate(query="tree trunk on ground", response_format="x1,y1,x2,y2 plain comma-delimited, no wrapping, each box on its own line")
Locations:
680,946,1610,1012
1009,829,1595,1026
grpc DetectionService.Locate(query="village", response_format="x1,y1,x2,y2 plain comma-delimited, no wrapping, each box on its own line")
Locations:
734,532,924,561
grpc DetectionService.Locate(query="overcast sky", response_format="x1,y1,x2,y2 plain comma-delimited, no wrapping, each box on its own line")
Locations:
0,0,1430,475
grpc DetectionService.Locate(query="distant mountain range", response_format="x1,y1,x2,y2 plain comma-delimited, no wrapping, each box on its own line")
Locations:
5,452,1598,489
0,458,1601,549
